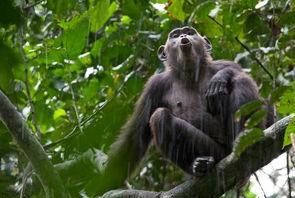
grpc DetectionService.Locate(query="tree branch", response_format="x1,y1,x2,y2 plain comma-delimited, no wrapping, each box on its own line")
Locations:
0,90,69,198
101,114,294,198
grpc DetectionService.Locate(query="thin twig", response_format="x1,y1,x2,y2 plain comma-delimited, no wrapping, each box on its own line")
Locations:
20,163,33,198
254,172,267,198
207,16,274,81
18,24,42,139
287,151,292,198
235,37,274,81
44,69,136,149
208,16,224,29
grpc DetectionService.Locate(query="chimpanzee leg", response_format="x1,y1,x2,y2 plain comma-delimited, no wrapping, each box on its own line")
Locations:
149,108,226,175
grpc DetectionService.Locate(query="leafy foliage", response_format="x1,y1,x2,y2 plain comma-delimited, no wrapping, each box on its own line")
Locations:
0,0,294,197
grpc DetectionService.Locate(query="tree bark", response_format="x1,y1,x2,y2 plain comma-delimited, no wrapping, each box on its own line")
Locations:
0,90,69,198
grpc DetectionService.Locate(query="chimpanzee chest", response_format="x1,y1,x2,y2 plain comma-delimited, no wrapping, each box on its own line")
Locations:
163,83,206,122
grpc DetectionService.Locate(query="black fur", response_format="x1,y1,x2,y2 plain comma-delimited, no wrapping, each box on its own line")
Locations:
96,27,272,194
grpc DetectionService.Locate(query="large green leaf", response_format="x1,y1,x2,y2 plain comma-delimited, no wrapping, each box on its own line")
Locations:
89,0,118,32
62,15,89,59
47,0,76,15
167,0,186,21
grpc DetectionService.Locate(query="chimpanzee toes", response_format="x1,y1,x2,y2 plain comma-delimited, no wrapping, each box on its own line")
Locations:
192,156,215,177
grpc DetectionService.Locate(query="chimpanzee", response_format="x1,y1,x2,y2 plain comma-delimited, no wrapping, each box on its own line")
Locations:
93,27,271,194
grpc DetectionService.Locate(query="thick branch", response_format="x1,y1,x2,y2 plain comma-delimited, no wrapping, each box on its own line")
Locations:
0,90,69,198
101,114,294,198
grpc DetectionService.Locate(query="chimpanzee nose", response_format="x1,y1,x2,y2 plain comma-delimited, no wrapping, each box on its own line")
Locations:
181,37,190,44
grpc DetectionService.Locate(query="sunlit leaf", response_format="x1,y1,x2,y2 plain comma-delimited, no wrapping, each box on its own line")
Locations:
121,15,132,25
255,0,269,9
53,108,67,121
283,117,295,147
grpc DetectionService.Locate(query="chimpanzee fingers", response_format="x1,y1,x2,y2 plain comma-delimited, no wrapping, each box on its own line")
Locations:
206,80,228,97
212,81,220,95
205,81,215,96
217,81,228,95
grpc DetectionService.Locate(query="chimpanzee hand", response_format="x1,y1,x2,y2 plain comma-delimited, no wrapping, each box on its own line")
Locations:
192,156,215,177
205,78,229,115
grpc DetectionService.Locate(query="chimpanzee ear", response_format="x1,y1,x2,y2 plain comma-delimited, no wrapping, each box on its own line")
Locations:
203,36,212,52
157,45,167,61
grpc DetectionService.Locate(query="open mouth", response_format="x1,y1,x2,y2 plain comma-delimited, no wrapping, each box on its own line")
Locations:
180,37,190,45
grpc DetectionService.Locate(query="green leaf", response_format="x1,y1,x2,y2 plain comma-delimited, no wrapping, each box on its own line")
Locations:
167,0,186,21
235,100,263,119
62,14,89,58
47,0,76,15
233,128,264,156
89,0,118,32
195,1,215,20
270,85,289,103
53,108,67,121
278,82,295,115
121,15,132,25
82,79,99,101
283,117,295,147
121,0,147,19
245,109,267,128
91,40,103,58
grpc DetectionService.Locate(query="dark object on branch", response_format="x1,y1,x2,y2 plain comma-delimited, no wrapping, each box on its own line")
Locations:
90,27,273,195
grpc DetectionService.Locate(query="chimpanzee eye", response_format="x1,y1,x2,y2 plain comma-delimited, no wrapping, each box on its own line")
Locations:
170,30,180,38
188,28,197,35
171,32,179,38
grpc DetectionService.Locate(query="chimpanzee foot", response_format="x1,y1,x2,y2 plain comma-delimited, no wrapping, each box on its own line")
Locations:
192,156,215,177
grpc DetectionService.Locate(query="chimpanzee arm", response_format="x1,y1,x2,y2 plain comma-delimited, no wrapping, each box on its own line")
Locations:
206,65,260,150
89,74,166,195
206,62,258,115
